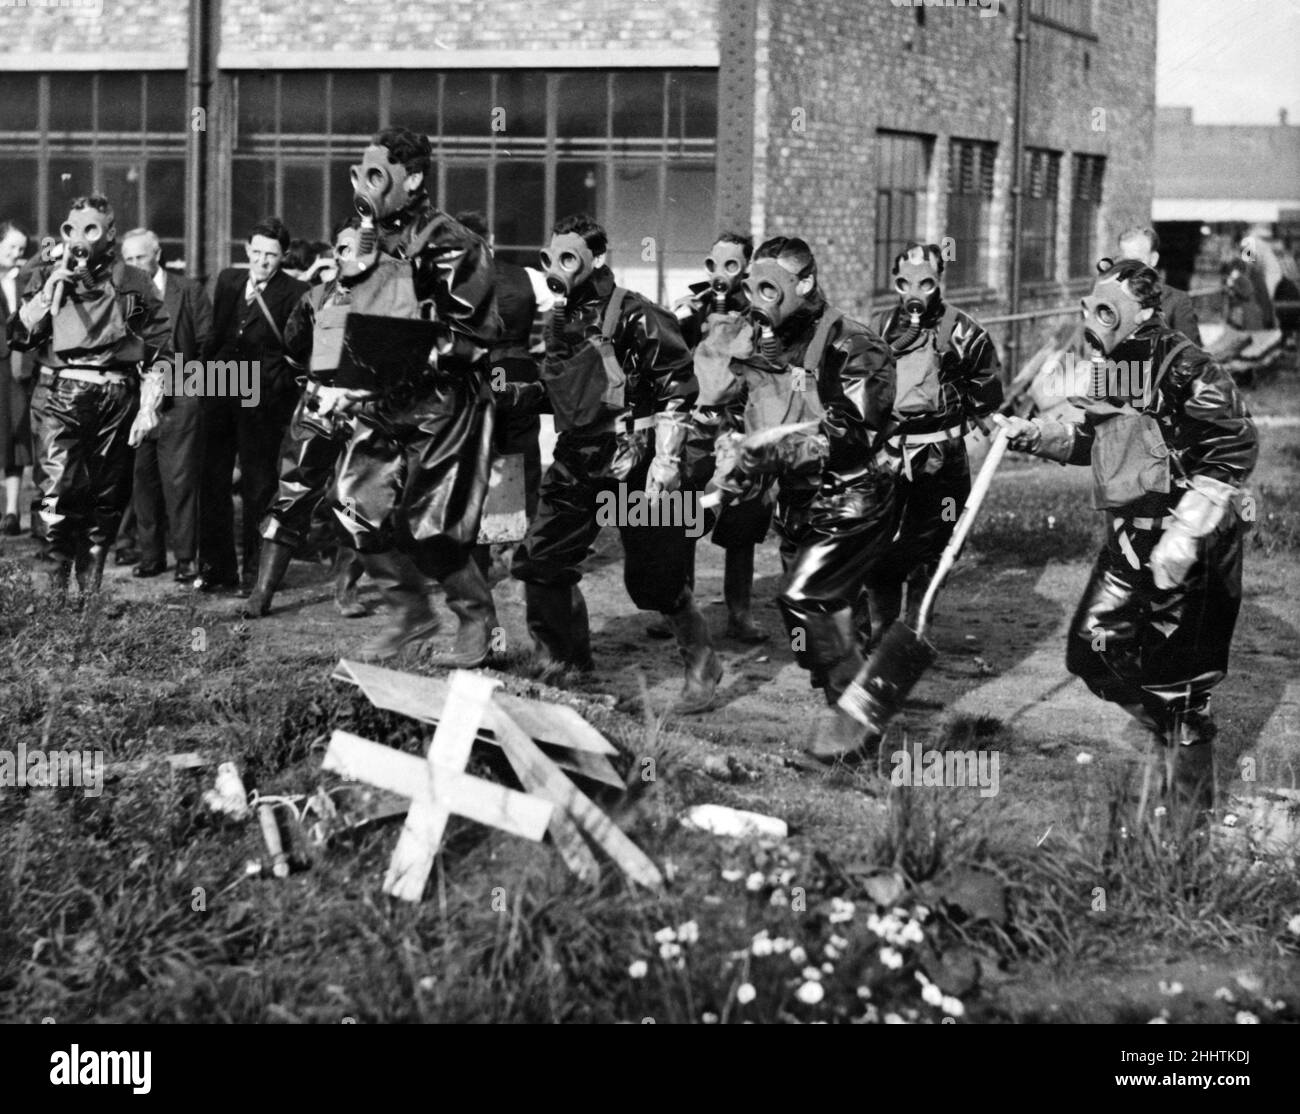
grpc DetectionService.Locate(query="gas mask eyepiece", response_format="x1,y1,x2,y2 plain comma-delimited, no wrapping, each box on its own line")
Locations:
1080,262,1150,358
539,232,596,304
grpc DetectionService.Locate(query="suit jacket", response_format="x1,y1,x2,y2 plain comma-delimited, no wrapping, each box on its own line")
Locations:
159,269,214,364
1159,283,1203,346
0,268,38,378
206,266,308,398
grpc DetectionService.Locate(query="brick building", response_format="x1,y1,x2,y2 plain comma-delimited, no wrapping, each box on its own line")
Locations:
0,0,1157,360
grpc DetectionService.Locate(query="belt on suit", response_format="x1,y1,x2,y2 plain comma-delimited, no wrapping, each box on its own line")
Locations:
887,421,966,448
41,367,133,387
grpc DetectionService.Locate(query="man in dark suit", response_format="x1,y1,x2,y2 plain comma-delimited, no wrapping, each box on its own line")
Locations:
197,217,308,592
121,228,213,582
1117,227,1203,345
0,220,38,540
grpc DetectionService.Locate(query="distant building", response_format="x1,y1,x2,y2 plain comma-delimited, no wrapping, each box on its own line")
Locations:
0,0,1158,346
1153,106,1300,288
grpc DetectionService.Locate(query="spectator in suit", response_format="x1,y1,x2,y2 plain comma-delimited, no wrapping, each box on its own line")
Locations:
196,216,308,593
121,228,213,582
0,220,36,538
1117,227,1203,345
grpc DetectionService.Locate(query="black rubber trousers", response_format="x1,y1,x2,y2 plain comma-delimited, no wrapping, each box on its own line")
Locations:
36,376,138,562
1066,513,1245,741
776,470,899,693
260,396,351,550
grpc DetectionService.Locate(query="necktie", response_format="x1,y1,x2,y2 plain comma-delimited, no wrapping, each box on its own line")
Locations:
245,280,262,305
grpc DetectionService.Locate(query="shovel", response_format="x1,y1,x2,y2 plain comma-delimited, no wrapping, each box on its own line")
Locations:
837,423,1011,736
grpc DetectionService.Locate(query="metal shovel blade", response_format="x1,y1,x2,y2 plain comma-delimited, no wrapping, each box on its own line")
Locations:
837,623,937,736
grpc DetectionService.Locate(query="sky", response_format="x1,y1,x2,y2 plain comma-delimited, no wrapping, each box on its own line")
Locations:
1157,0,1300,124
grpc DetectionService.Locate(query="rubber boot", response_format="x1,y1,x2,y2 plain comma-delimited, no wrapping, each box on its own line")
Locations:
666,590,722,714
525,582,594,673
356,552,442,662
1166,708,1218,829
646,614,673,639
75,544,109,596
424,559,499,668
851,590,873,657
807,660,876,767
333,548,368,618
724,545,768,643
238,538,294,619
48,558,73,606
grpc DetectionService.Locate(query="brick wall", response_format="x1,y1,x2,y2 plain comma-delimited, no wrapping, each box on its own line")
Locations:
721,0,1158,363
0,0,714,58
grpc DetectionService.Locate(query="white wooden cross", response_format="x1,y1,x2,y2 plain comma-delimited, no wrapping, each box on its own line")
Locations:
322,670,554,901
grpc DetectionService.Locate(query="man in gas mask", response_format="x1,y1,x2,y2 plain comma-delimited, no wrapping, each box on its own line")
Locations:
699,236,897,760
309,127,501,665
509,214,721,713
998,259,1257,823
864,242,1002,646
7,195,172,599
659,231,772,644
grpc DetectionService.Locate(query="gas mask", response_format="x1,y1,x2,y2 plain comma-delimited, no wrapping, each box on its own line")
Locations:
1080,270,1151,358
704,241,748,299
744,257,813,359
539,232,597,308
893,252,940,322
350,145,417,226
60,207,115,279
329,226,362,284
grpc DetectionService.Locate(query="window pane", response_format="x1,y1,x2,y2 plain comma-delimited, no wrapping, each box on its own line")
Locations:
49,158,96,222
146,73,187,134
238,72,277,145
49,75,93,133
331,73,379,138
280,73,328,135
607,161,660,294
0,158,39,237
612,72,664,139
444,164,488,217
664,165,715,300
495,72,547,139
555,162,601,223
98,163,143,229
494,162,545,249
0,74,39,131
390,72,438,138
147,159,186,241
231,159,274,240
668,71,716,140
442,73,492,138
98,73,142,132
556,73,607,139
329,158,356,229
281,163,325,242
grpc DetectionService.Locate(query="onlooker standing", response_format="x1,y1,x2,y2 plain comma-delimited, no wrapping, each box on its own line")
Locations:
197,217,307,592
121,228,213,582
0,220,36,537
1117,226,1203,345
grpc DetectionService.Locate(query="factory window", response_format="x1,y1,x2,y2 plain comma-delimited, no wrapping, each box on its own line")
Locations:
0,72,188,265
231,68,717,304
1020,148,1060,284
875,130,933,293
1029,0,1095,37
1068,154,1106,277
945,139,996,289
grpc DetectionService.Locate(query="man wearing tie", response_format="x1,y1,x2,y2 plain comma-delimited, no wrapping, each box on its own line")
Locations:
197,217,308,593
121,228,213,582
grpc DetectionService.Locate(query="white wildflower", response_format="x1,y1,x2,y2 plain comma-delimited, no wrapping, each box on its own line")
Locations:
736,982,756,1005
745,871,765,892
627,960,648,979
795,980,825,1005
653,927,677,944
676,921,700,945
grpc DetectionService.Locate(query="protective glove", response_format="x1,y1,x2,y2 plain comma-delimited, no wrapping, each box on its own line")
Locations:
991,413,1075,463
495,380,547,415
645,411,688,498
1149,476,1235,590
128,367,167,448
738,422,829,476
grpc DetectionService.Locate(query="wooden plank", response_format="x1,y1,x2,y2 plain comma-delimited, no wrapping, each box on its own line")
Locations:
477,452,529,545
537,744,625,790
322,732,553,841
500,750,602,883
491,710,664,889
333,659,618,757
384,790,450,902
